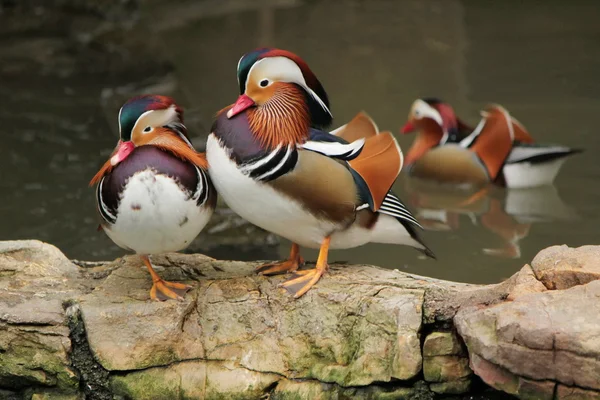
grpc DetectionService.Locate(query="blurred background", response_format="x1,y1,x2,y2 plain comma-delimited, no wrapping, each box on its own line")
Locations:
1,0,599,284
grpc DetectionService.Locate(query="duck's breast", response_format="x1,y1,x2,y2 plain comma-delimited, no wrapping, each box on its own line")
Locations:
99,146,212,254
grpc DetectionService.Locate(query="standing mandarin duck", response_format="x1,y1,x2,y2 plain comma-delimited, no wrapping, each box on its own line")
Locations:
206,48,433,298
401,98,581,188
90,95,216,301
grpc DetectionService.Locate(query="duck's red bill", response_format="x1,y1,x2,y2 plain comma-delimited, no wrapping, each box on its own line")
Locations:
227,94,255,118
401,122,415,134
110,140,134,166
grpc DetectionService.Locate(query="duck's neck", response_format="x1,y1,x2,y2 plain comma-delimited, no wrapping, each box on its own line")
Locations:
248,86,311,150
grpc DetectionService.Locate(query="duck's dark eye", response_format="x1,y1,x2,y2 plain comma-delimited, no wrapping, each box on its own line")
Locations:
259,79,269,88
143,126,152,133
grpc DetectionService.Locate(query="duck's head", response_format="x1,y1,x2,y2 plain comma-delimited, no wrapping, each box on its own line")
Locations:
112,95,184,166
227,48,332,129
401,98,455,137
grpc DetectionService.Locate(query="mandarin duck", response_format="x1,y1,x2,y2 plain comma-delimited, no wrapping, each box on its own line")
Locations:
90,95,216,301
206,48,433,298
401,98,581,188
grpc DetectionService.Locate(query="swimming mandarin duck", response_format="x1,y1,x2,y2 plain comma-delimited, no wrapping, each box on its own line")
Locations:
401,98,581,188
90,95,216,301
206,48,433,298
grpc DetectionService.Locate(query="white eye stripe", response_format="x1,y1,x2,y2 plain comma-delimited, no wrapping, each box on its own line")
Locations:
237,55,244,73
131,110,155,136
246,56,331,116
130,105,179,136
118,106,123,135
412,100,442,126
237,55,244,86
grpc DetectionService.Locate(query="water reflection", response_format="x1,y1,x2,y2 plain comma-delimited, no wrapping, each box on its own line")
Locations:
403,177,577,260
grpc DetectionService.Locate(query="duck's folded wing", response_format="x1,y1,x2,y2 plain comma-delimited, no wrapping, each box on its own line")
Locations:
301,129,365,160
506,144,581,164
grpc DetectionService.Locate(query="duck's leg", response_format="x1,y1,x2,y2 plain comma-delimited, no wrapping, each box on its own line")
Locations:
280,237,330,298
256,243,304,275
141,255,192,301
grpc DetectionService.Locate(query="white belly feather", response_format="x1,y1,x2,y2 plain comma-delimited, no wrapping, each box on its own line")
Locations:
104,169,213,255
503,158,567,189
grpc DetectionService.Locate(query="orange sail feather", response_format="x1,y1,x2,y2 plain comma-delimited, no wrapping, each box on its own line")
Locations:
332,111,378,143
348,132,403,210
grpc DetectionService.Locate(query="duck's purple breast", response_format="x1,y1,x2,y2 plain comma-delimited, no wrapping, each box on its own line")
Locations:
211,111,268,163
101,145,198,213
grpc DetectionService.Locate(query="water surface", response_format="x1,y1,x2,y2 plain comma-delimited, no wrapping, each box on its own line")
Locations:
2,0,599,284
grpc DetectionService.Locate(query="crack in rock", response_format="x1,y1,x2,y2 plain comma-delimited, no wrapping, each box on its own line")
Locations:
64,302,112,400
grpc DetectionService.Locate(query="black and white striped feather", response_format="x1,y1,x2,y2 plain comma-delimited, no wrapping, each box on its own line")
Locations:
238,144,298,182
96,176,117,225
192,165,210,206
378,192,423,229
376,191,435,258
300,138,364,160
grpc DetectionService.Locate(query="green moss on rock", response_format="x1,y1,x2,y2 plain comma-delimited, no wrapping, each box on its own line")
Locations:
0,325,78,391
110,368,181,400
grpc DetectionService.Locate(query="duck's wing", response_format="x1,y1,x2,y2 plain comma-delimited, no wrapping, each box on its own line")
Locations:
506,143,582,164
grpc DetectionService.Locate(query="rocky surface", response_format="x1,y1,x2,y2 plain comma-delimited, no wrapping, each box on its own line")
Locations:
422,331,472,395
530,244,600,290
454,244,600,399
1,240,599,399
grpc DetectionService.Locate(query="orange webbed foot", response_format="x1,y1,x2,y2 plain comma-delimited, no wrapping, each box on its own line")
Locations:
279,237,330,298
279,267,326,298
141,255,192,302
150,279,193,302
256,255,304,276
256,243,303,276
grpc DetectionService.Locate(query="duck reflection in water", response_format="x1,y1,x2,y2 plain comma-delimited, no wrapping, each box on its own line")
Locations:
402,178,578,259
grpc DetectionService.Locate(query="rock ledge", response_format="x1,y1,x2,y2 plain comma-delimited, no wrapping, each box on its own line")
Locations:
1,241,599,399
